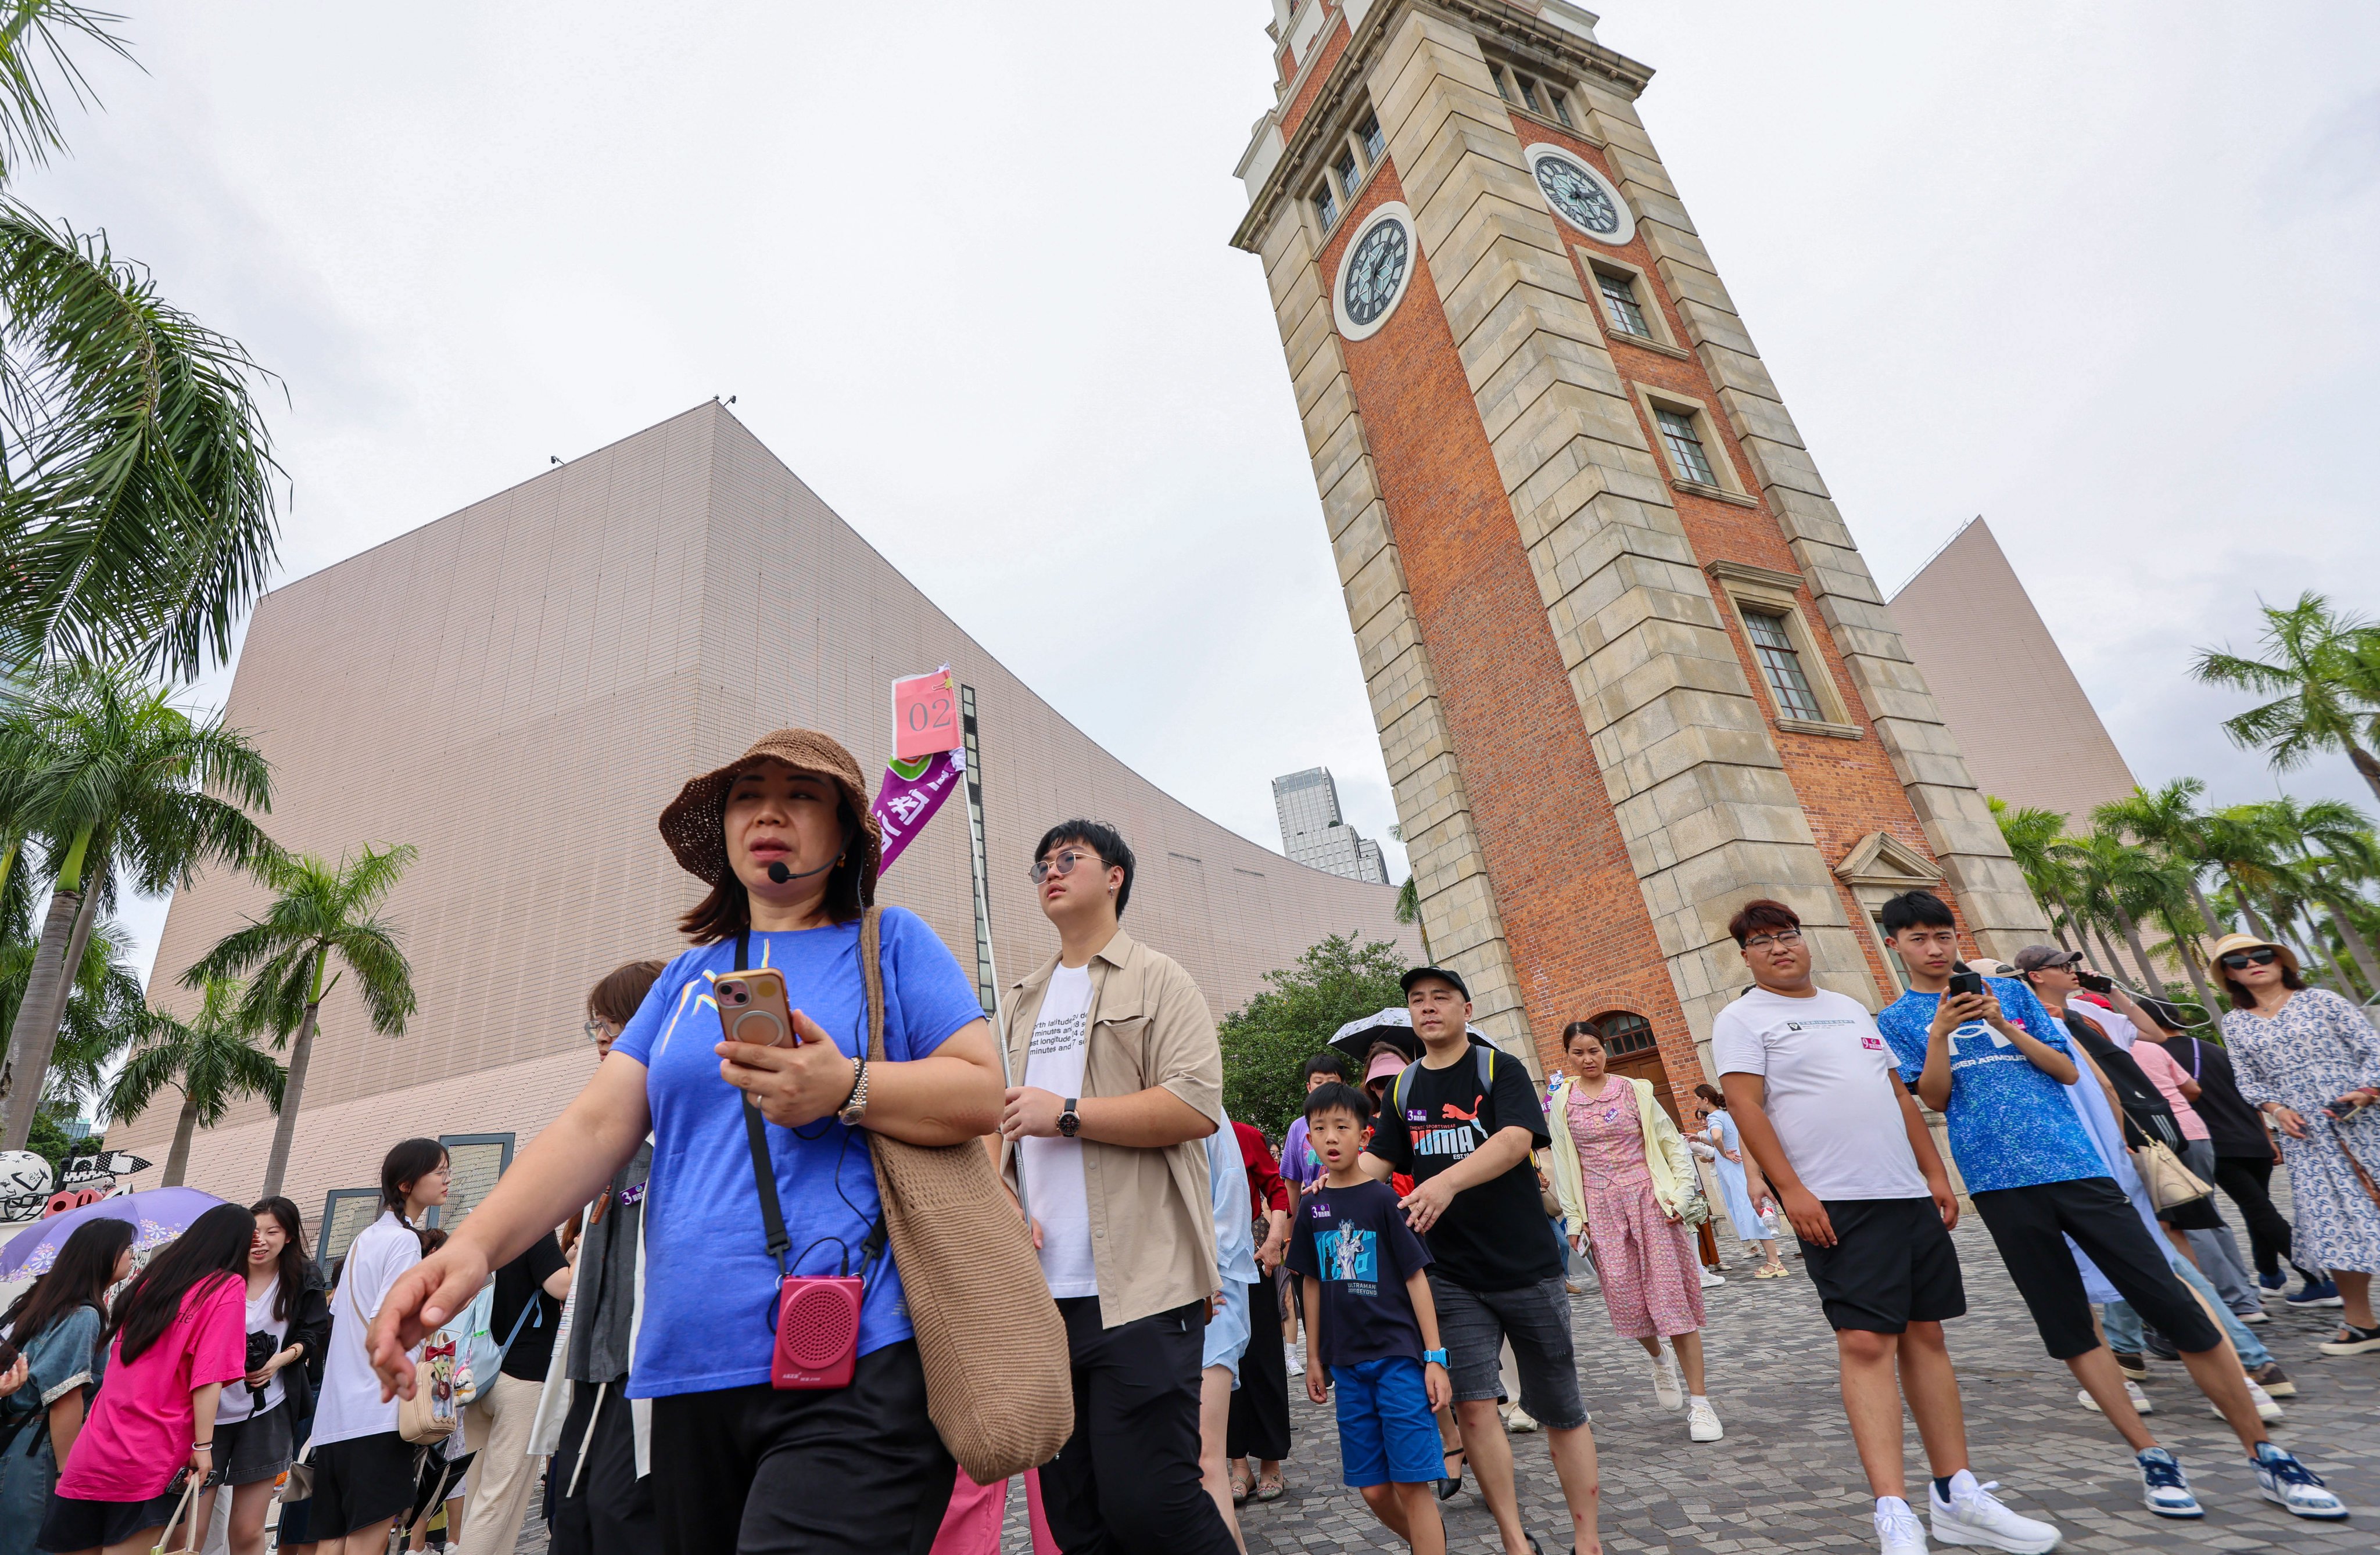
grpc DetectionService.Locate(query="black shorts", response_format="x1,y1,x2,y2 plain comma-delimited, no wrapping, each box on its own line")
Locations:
1971,1175,2224,1360
39,1489,173,1552
647,1339,955,1555
1798,1197,1966,1334
311,1429,422,1536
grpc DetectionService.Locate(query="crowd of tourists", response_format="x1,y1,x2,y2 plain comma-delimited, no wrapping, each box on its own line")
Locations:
4,725,2376,1555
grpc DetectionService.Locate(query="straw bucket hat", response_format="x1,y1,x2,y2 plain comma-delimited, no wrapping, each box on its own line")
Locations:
2206,931,2298,982
657,728,881,901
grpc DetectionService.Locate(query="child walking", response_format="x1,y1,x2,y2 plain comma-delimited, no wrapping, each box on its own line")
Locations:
1288,1082,1450,1555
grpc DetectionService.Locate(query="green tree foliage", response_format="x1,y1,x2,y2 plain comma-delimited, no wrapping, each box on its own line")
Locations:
1219,932,1408,1139
109,976,283,1187
2193,592,2380,805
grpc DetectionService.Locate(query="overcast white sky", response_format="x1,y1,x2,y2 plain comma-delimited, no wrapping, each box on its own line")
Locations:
24,2,2378,980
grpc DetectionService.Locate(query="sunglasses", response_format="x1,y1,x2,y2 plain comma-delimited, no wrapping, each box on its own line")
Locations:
2220,947,2281,971
1028,847,1103,885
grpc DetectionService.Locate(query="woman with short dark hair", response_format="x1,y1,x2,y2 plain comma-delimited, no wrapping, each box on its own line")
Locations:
370,730,1006,1553
2213,932,2380,1356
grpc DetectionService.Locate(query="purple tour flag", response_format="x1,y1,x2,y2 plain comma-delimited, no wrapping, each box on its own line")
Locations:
871,746,965,874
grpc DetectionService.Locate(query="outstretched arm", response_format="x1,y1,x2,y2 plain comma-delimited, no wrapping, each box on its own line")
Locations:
369,1054,651,1399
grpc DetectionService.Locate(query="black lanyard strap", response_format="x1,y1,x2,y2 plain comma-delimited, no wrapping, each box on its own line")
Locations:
737,931,793,1281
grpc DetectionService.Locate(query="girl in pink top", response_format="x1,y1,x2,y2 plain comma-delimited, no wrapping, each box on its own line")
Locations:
42,1204,254,1555
2128,1039,2210,1141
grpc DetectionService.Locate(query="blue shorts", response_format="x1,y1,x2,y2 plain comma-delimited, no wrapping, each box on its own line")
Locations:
1331,1356,1440,1488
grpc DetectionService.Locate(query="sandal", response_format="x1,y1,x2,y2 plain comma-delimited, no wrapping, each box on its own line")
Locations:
1253,1472,1285,1502
1230,1467,1251,1506
1438,1446,1466,1502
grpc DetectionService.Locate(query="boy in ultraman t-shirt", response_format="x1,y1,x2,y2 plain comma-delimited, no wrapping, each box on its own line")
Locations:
1711,898,2060,1555
1288,1082,1450,1555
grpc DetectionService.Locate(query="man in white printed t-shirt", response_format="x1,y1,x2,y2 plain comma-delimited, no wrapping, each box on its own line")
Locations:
1712,898,2060,1555
997,819,1238,1555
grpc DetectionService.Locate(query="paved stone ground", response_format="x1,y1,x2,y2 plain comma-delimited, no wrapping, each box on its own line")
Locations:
510,1216,2376,1554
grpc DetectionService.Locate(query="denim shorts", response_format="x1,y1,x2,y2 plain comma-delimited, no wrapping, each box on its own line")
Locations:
1332,1356,1443,1488
1426,1270,1588,1430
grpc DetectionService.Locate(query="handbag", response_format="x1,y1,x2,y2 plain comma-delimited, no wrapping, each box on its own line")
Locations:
150,1474,200,1554
2121,1114,2211,1211
277,1437,314,1504
852,907,1074,1482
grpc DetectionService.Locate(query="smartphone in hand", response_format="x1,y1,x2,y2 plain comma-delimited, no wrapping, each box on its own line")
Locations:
715,969,797,1048
2322,1093,2374,1124
1947,969,1984,1000
2077,969,2114,994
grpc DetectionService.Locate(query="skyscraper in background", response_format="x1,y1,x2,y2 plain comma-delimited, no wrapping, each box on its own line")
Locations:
1273,766,1393,884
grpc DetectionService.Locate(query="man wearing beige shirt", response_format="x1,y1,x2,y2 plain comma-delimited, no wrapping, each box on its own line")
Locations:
999,818,1238,1555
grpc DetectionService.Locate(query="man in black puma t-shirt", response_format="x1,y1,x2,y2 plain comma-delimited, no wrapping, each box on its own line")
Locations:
1363,967,1596,1555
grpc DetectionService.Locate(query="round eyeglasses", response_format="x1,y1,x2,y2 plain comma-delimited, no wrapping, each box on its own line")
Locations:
1028,847,1102,885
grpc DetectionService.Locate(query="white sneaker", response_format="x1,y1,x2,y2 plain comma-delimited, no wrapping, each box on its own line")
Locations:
2076,1380,2152,1415
1927,1472,2061,1554
1687,1396,1723,1442
1649,1350,1684,1410
1503,1403,1540,1433
2253,1444,2346,1519
1700,1267,1729,1287
1876,1497,1929,1555
2210,1377,2284,1423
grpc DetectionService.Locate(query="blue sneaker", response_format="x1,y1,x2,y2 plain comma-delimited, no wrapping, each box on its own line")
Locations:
2286,1277,2343,1308
2258,1269,2287,1292
2254,1443,2347,1520
2136,1449,2201,1518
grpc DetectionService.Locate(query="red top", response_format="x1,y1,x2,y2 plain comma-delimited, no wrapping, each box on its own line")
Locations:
1233,1121,1289,1214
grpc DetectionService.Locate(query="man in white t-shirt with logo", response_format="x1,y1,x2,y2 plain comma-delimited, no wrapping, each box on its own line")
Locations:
1712,897,2059,1555
997,819,1237,1555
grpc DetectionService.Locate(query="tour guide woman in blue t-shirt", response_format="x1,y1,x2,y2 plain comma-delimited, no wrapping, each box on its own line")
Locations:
366,728,1005,1554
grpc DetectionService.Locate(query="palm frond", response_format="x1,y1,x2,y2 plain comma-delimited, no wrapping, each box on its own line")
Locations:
0,3,132,181
0,203,282,679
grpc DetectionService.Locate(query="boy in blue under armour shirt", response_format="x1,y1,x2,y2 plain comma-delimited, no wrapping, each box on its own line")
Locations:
1289,1082,1450,1554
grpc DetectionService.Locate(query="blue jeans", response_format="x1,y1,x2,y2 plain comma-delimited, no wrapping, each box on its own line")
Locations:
2103,1252,2271,1367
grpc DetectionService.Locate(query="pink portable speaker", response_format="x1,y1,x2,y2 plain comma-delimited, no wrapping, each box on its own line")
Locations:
772,1273,862,1389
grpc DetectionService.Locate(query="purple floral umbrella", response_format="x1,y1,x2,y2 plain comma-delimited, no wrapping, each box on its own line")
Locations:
0,1186,230,1281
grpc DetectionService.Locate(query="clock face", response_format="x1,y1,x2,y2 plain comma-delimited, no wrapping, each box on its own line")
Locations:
1525,147,1634,244
1331,203,1418,342
1342,219,1409,328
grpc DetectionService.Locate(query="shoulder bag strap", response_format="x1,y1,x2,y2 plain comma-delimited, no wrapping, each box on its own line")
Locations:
493,1286,543,1360
1393,1061,1419,1116
856,908,890,1283
736,931,792,1283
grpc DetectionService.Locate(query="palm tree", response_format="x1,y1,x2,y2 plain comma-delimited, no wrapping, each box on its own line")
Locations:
2096,778,2227,938
108,977,284,1187
1389,823,1430,961
2193,593,2380,805
2264,796,2380,999
0,661,272,1147
1990,797,2080,950
0,7,284,680
1,911,142,1122
184,844,416,1198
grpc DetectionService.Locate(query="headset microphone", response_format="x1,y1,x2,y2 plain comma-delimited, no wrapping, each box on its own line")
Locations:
762,815,861,886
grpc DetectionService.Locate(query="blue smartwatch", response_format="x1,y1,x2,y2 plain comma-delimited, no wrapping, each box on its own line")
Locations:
1423,1348,1449,1367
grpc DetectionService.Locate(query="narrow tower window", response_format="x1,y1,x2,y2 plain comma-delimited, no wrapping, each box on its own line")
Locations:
1598,271,1650,336
1488,64,1513,102
1316,184,1339,231
1333,147,1359,197
1655,407,1718,485
1515,73,1546,114
1359,111,1385,164
1743,610,1826,721
1549,88,1575,128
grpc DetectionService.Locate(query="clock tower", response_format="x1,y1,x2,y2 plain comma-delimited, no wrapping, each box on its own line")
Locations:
1231,2,2048,1102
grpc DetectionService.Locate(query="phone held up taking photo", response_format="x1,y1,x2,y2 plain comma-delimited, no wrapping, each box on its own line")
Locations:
1947,965,1985,1001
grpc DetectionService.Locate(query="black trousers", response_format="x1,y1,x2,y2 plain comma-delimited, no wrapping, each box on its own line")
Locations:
1972,1176,2223,1360
2212,1154,2312,1279
1040,1297,1239,1555
549,1380,655,1555
1225,1279,1293,1462
647,1341,954,1555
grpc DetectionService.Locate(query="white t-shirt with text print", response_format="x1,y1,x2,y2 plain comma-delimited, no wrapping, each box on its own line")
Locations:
1022,964,1097,1298
1709,986,1928,1202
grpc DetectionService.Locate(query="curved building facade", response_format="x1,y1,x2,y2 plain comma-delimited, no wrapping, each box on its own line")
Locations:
117,402,1418,1243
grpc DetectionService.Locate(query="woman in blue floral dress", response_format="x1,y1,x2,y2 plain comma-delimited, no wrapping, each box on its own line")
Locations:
2213,932,2380,1357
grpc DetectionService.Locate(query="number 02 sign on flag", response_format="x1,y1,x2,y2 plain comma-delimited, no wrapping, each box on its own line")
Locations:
892,667,962,760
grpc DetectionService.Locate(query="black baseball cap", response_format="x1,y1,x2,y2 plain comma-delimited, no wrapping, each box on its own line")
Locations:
1400,965,1470,1000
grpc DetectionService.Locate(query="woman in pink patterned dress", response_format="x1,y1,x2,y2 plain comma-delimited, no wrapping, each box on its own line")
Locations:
1545,1021,1723,1443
